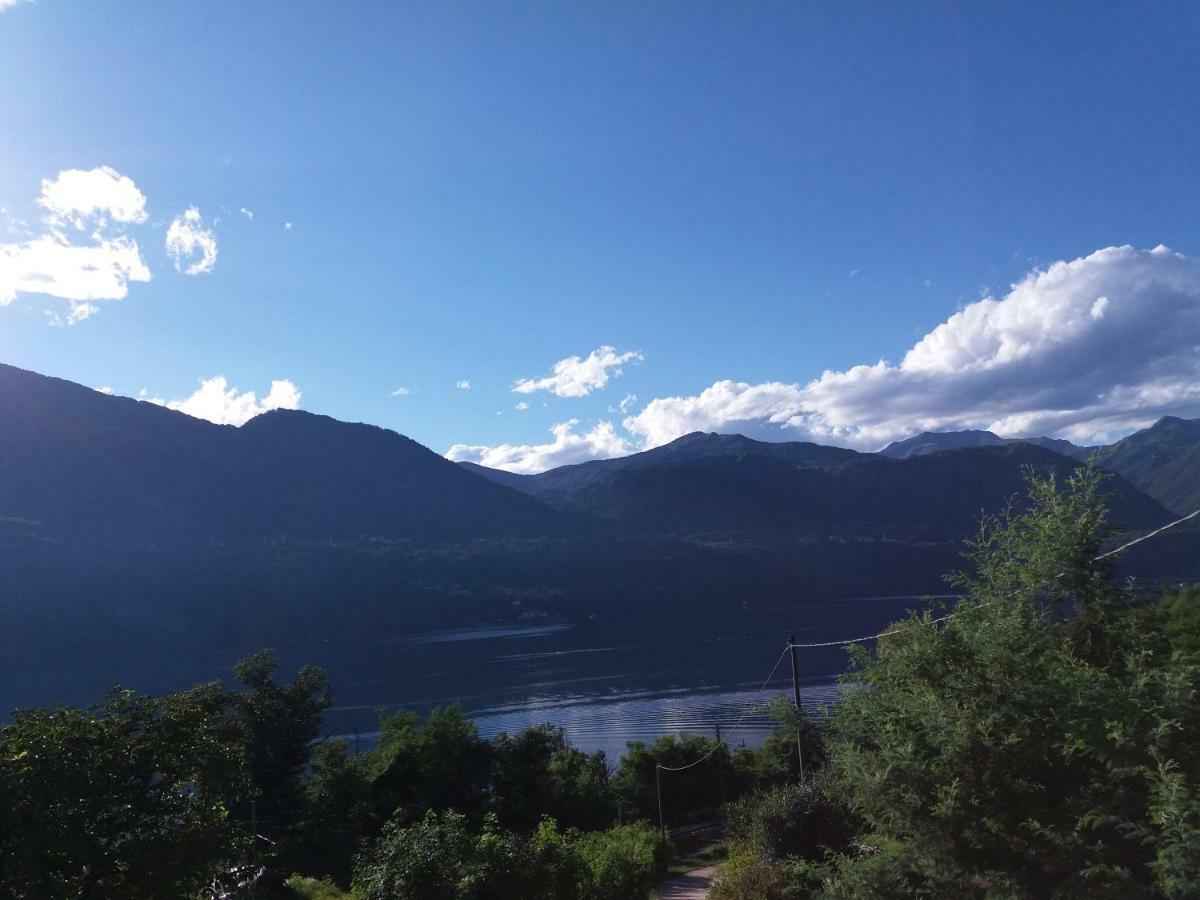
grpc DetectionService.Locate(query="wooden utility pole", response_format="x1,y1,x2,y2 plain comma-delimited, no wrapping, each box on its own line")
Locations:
716,723,726,807
789,633,803,712
789,634,805,780
656,765,665,838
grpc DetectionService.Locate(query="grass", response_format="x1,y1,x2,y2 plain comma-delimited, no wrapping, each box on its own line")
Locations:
666,839,727,876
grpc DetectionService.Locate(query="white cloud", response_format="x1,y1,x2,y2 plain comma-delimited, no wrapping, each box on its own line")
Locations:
284,222,293,230
0,0,31,10
446,419,634,474
626,245,1200,449
0,167,152,319
240,207,254,220
38,166,148,229
456,379,471,390
1,234,150,306
94,386,114,394
391,386,411,396
514,345,643,398
624,380,808,449
618,393,638,414
514,401,529,411
165,207,217,275
160,376,301,426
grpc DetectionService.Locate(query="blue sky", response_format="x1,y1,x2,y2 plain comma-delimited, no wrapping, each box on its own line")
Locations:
2,1,1198,471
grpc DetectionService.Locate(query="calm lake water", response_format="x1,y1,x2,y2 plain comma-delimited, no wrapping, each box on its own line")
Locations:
321,595,948,759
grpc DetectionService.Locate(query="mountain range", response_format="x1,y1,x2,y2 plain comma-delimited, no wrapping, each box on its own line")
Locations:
1,362,1197,711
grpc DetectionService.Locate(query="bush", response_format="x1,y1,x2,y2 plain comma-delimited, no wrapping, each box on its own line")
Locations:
574,821,666,900
286,876,354,900
826,467,1200,895
351,812,666,900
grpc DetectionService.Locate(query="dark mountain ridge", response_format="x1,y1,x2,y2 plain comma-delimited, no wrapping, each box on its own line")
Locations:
1,362,1194,714
463,431,1167,542
0,363,556,549
875,420,1200,515
880,429,1089,461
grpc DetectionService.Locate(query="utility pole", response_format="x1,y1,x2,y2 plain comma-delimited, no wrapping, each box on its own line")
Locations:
789,633,803,712
716,723,726,807
789,634,806,780
656,765,665,839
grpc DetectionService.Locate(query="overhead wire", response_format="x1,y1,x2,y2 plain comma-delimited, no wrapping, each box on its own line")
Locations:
655,644,792,773
660,504,1200,779
789,505,1200,650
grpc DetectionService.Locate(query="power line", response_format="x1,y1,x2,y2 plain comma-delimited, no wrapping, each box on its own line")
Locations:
659,505,1200,784
656,644,791,774
789,506,1200,651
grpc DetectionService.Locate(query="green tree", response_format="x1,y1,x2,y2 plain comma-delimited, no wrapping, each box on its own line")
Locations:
614,733,733,827
230,648,331,849
353,809,476,900
732,696,825,788
0,682,247,899
294,738,375,884
490,724,615,832
367,705,492,822
352,811,665,900
825,466,1200,897
573,821,666,900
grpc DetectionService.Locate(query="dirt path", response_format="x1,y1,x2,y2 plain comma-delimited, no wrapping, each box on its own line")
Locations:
658,865,717,900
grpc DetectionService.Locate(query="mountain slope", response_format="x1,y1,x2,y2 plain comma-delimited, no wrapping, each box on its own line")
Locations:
880,429,1088,461
1089,417,1200,514
462,432,1167,541
0,364,560,553
1,363,1191,716
875,419,1200,514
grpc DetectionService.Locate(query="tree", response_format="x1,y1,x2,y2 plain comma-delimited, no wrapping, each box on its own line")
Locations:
732,696,825,787
230,649,331,849
294,739,375,884
351,811,665,900
0,682,247,899
353,809,476,900
825,466,1200,897
490,724,614,832
614,733,733,826
368,705,492,822
573,822,666,900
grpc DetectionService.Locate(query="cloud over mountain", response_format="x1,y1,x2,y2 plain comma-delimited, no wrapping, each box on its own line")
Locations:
627,246,1200,450
446,419,633,474
154,376,301,426
514,346,643,398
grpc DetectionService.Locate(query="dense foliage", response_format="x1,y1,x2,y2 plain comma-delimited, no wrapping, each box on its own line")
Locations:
2,464,1196,899
711,467,1200,898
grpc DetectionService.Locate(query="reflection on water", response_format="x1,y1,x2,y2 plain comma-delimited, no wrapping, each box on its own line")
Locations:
322,596,938,759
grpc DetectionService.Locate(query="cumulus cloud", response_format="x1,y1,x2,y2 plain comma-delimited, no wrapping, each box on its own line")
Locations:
1,234,150,307
38,167,148,229
391,386,411,396
240,207,254,220
0,167,153,319
446,420,634,474
165,207,218,275
0,1,31,11
158,376,301,426
514,346,643,398
514,401,529,411
456,380,471,390
626,245,1200,449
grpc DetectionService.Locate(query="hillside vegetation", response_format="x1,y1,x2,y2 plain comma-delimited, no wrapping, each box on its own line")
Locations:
3,468,1199,898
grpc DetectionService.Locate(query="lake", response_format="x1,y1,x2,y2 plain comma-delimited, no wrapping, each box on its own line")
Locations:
322,594,949,759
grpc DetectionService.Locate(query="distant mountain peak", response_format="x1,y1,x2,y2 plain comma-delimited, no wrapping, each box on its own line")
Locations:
880,430,1007,459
